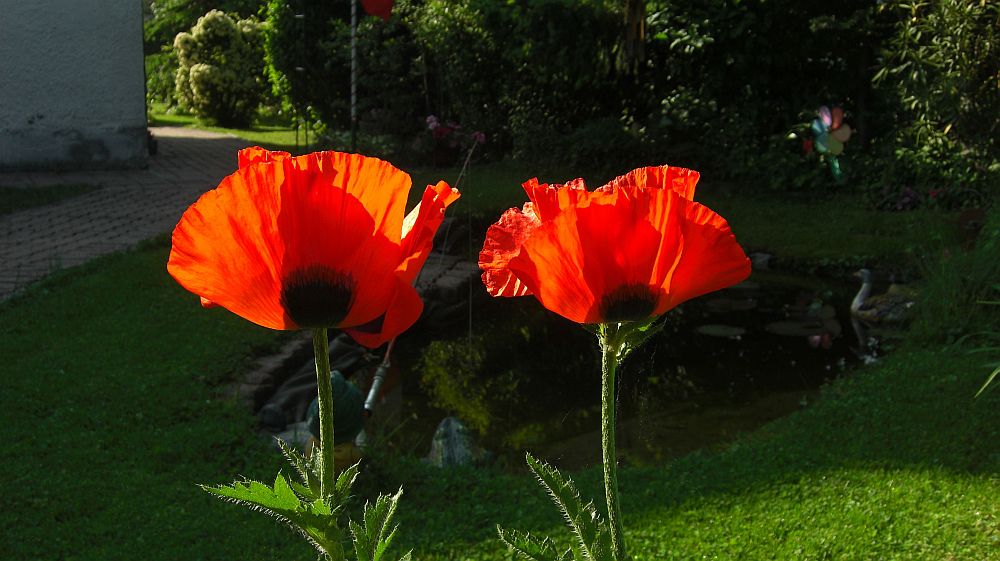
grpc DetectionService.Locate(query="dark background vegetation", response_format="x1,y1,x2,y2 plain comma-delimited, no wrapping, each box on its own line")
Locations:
144,0,998,206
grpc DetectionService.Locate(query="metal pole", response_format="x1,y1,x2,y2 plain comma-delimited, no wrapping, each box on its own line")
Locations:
350,0,358,152
363,338,396,416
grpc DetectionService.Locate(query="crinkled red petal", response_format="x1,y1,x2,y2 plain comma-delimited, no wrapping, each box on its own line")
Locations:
604,165,700,200
168,162,293,329
169,155,411,330
479,203,541,297
237,146,292,169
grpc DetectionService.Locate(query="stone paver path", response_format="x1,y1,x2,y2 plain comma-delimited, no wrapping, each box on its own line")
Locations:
0,127,253,301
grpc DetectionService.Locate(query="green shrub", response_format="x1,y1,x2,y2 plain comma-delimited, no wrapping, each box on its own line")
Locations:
263,0,425,150
174,10,267,127
264,0,627,161
418,336,523,436
145,0,264,54
873,0,1000,198
145,49,179,106
911,208,1000,343
414,0,626,157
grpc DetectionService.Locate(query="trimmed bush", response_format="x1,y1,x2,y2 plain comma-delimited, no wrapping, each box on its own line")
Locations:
174,10,267,127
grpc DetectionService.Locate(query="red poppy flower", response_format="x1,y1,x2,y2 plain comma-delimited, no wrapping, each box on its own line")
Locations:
479,166,750,324
361,0,393,21
168,147,459,347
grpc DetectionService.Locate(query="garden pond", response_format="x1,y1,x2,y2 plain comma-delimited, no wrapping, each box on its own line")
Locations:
249,263,891,471
384,267,881,470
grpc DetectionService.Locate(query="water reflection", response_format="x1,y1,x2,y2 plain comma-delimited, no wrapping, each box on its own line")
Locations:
403,270,863,469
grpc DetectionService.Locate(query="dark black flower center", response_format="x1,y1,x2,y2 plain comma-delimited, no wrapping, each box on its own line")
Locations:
280,266,356,328
599,283,657,323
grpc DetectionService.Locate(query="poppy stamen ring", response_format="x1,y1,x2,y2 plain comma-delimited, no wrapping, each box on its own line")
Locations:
599,283,658,323
280,266,356,328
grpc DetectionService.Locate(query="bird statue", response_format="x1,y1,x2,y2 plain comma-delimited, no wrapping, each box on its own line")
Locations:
850,269,915,325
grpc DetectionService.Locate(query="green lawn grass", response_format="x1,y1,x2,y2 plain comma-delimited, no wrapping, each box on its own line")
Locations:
378,347,1000,560
149,102,302,153
8,114,988,559
0,238,312,561
697,189,956,272
1,216,996,560
0,184,100,216
414,161,957,272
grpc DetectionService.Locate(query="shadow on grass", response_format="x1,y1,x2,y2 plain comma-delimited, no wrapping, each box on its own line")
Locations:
373,344,999,559
2,202,995,561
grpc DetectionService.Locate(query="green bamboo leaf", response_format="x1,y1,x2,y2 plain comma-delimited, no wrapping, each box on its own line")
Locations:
975,365,1000,398
497,526,571,561
524,453,613,561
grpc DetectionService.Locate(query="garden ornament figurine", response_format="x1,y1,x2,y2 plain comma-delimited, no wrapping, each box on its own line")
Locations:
810,105,852,182
850,268,915,325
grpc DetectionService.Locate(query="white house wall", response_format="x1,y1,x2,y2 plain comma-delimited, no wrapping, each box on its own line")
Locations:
0,0,148,170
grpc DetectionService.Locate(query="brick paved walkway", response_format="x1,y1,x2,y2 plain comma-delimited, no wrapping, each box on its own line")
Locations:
0,127,252,301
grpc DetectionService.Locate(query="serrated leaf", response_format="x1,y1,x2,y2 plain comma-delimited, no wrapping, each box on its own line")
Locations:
351,488,404,561
277,438,321,498
524,453,613,561
331,461,361,508
497,526,571,561
201,473,346,558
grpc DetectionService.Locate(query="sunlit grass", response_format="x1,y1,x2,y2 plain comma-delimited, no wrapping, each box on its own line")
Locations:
0,238,305,561
379,347,1000,561
148,102,302,152
1,207,996,560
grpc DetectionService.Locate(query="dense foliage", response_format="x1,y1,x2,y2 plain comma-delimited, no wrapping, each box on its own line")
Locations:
144,0,999,198
144,0,264,106
263,0,426,150
871,0,1000,206
174,10,268,127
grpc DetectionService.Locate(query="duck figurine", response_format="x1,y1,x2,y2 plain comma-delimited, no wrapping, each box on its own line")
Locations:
850,268,915,324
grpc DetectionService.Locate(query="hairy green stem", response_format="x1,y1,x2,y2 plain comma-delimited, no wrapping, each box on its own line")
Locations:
313,328,336,498
601,328,627,561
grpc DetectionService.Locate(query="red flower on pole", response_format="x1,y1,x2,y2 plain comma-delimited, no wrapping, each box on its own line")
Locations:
362,0,393,21
168,147,458,347
479,166,750,324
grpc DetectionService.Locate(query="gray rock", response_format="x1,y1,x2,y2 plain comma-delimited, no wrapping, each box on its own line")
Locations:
425,416,489,467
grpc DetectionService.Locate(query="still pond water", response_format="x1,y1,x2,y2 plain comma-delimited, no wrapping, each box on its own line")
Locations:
393,269,869,470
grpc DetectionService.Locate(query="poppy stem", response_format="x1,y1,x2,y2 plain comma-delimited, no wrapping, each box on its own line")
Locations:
312,328,336,498
600,326,628,561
